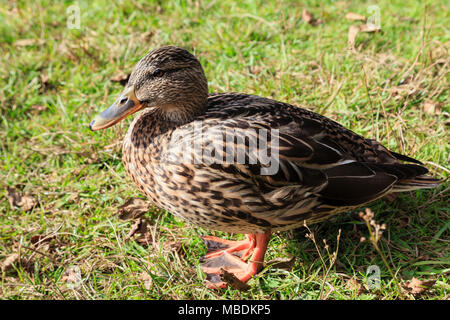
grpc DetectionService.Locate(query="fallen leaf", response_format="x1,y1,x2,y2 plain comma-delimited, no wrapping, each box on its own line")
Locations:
302,9,314,23
40,74,49,85
30,234,56,246
302,9,322,26
397,16,418,23
118,198,149,220
6,7,19,15
38,73,53,92
359,23,381,33
248,65,263,75
140,271,152,290
402,277,436,296
7,186,37,212
383,193,399,204
163,241,185,258
398,215,411,228
66,192,79,203
14,39,45,47
57,41,78,62
348,25,360,49
140,31,154,41
135,232,153,246
125,218,146,240
346,277,366,295
111,72,130,86
61,266,82,288
398,75,413,85
125,217,153,247
1,253,19,273
423,100,441,115
389,84,420,100
40,74,51,90
220,268,251,291
345,12,367,21
30,104,47,113
348,23,381,50
266,256,295,270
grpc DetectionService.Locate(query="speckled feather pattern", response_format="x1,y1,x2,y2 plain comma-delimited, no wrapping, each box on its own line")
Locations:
122,93,435,234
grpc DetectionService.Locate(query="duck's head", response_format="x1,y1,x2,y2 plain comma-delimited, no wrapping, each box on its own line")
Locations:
90,46,208,130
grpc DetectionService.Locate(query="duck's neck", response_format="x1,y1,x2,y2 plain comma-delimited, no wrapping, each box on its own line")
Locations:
153,95,208,125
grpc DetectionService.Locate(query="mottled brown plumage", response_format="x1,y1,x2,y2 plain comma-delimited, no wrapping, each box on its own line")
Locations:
91,46,441,288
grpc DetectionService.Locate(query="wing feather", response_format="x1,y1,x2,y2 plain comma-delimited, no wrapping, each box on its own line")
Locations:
171,93,433,211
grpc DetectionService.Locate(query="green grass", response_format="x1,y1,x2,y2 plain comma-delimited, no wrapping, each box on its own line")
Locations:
0,0,448,300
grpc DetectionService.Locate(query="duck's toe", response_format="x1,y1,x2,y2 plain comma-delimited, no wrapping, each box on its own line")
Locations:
201,235,255,260
200,232,271,289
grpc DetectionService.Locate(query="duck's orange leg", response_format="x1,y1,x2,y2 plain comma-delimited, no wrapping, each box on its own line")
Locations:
200,231,271,289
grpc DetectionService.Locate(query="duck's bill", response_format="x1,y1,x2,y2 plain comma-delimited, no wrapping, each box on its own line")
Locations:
89,85,144,131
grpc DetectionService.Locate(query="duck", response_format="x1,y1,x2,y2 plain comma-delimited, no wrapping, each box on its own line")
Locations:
90,46,441,289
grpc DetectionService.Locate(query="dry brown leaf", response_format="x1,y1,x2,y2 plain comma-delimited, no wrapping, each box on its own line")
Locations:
348,25,360,49
140,271,152,290
125,217,154,247
30,104,47,113
399,216,411,228
40,74,49,85
348,24,381,50
423,100,441,115
57,42,78,62
345,12,367,21
266,255,296,270
14,39,45,47
7,186,37,212
398,75,413,85
67,192,79,203
220,269,251,291
39,74,53,92
403,277,436,296
111,72,130,86
125,218,146,240
249,65,263,75
163,241,185,258
135,232,153,246
389,84,420,101
302,9,322,26
1,253,34,275
397,16,418,23
1,253,19,273
359,24,381,33
30,234,56,246
302,9,314,23
383,193,399,204
140,31,154,41
346,277,366,295
118,198,149,220
61,266,82,288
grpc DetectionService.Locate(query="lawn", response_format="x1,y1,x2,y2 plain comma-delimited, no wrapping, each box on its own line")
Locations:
0,0,448,300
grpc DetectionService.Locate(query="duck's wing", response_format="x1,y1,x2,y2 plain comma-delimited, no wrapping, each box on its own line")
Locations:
198,93,439,209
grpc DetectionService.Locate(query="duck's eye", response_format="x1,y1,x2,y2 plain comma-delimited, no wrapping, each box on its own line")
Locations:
151,69,164,77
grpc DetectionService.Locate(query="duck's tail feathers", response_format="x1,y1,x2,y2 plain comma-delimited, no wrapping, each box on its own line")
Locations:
389,150,424,165
370,162,442,192
391,174,443,192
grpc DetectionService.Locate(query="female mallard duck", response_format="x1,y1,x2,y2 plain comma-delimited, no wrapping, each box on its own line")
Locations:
90,46,440,288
